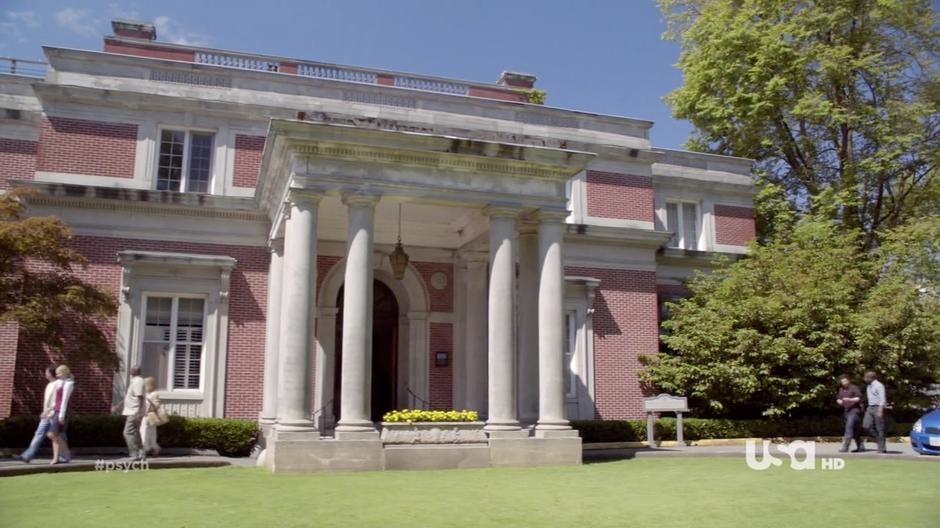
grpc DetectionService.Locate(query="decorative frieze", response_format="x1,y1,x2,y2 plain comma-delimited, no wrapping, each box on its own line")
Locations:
341,91,417,109
149,69,231,88
380,421,487,444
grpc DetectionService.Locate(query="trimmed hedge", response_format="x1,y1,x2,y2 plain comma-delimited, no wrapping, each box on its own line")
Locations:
571,417,914,444
0,415,259,457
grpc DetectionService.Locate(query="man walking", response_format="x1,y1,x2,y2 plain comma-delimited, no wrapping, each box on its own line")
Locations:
118,366,146,460
863,370,888,453
836,374,864,453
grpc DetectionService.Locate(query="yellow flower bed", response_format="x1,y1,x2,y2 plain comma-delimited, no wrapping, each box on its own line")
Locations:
382,409,480,423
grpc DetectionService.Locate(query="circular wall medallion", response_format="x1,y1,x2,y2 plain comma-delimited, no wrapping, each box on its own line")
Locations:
430,271,448,290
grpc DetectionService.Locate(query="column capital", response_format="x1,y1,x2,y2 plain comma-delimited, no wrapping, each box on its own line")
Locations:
285,188,324,207
536,207,570,223
482,204,523,219
517,219,539,235
341,192,381,208
267,237,284,254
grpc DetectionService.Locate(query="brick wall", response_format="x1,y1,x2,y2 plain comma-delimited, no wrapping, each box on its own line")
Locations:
428,322,453,410
0,322,18,418
714,205,756,246
103,39,196,62
585,171,654,223
412,261,454,313
413,261,453,408
233,135,265,188
10,236,268,419
0,138,37,189
37,117,137,178
468,86,528,102
567,266,659,419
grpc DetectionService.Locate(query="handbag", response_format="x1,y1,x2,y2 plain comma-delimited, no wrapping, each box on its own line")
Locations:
147,397,170,426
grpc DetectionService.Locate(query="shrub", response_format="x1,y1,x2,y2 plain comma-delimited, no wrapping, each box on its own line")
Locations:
382,409,479,423
0,415,259,457
571,417,914,443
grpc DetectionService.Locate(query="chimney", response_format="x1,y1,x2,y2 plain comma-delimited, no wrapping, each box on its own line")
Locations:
497,71,537,89
111,19,157,41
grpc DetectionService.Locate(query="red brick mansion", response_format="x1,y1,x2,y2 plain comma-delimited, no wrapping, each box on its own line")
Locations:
0,20,755,468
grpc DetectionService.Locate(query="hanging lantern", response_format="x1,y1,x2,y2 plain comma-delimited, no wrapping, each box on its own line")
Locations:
389,203,410,280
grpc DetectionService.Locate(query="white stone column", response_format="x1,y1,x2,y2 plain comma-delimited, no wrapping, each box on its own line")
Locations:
274,190,321,433
314,306,339,430
259,238,285,432
516,221,539,425
484,206,521,432
536,209,574,435
462,257,489,416
335,194,379,436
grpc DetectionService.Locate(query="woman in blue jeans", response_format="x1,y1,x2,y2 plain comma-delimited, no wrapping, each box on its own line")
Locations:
17,366,68,463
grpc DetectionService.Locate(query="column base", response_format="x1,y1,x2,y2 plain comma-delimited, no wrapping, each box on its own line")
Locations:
335,419,378,439
273,418,317,434
484,420,521,432
258,416,277,440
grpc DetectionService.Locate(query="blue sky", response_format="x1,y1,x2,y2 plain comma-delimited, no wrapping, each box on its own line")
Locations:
0,1,694,149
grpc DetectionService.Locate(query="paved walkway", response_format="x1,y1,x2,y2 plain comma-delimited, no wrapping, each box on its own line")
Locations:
0,453,255,477
1,441,934,476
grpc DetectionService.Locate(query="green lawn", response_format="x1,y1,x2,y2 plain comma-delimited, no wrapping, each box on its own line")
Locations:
1,458,937,527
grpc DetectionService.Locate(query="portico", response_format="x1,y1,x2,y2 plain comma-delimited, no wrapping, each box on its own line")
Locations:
256,118,591,471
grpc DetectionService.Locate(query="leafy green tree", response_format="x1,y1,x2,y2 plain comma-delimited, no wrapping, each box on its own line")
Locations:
0,189,118,368
640,209,940,417
661,0,939,245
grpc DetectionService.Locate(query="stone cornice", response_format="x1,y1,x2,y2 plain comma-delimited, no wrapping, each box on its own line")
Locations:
656,247,746,267
19,181,267,222
117,250,237,270
291,141,583,181
565,223,673,249
279,119,595,181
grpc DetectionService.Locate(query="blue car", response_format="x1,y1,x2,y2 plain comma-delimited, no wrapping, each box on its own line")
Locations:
911,407,940,455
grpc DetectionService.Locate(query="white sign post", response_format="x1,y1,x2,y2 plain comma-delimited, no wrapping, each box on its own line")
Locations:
643,394,689,447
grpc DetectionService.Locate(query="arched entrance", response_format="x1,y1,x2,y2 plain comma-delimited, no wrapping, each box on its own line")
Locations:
333,279,400,422
314,257,430,430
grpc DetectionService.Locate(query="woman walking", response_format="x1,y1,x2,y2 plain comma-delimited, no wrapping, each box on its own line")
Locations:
141,376,167,457
47,365,74,465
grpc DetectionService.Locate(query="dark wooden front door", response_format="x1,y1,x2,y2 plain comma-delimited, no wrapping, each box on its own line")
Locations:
333,279,399,422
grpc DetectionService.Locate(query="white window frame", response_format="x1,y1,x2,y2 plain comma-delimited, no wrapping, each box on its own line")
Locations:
562,277,598,420
564,309,578,400
115,251,234,417
155,127,217,194
140,292,208,394
665,200,700,250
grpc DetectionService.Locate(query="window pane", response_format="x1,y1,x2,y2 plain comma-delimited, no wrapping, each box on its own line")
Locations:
141,343,169,390
144,297,172,341
666,203,679,248
173,298,205,390
564,312,577,399
682,203,698,250
186,133,213,193
142,296,173,390
157,130,185,192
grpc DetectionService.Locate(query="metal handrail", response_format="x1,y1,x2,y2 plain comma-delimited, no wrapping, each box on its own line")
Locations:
406,388,430,411
0,56,48,77
312,399,334,432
